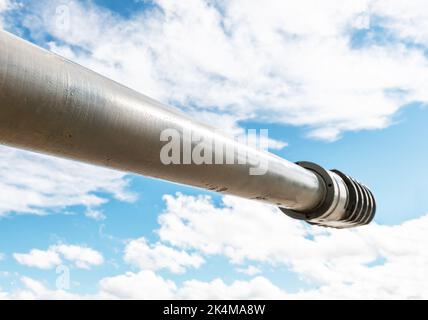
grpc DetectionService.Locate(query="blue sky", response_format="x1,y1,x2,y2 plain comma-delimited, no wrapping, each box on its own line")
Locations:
0,0,427,299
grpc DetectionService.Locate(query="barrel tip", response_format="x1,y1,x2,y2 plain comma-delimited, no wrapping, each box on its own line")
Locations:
280,162,376,229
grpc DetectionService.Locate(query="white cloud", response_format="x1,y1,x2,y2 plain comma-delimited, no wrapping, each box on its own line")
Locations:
52,244,104,269
8,192,428,300
14,244,104,270
1,271,286,299
0,1,8,12
3,269,415,300
99,270,287,300
14,249,61,270
157,193,311,264
6,199,428,299
0,0,8,28
178,276,288,300
5,276,81,300
372,0,428,45
20,277,48,295
124,237,204,274
2,272,174,300
99,270,177,300
237,265,261,276
0,146,135,216
156,193,428,299
13,0,428,140
84,209,106,221
0,0,8,11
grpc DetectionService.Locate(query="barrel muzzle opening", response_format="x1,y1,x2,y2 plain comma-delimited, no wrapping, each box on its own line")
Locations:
279,161,376,229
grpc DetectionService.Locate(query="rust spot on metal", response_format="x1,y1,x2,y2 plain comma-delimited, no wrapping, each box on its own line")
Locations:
204,184,228,192
253,196,268,201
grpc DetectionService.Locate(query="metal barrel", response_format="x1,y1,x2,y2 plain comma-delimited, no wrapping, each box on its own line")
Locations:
0,30,375,228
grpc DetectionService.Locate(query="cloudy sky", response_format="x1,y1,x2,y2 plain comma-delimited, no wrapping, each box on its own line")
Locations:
0,0,428,299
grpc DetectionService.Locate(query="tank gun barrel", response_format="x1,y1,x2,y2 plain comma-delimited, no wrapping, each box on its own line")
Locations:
0,31,375,228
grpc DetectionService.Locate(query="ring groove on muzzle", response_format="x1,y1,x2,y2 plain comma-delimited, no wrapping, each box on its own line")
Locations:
279,162,376,228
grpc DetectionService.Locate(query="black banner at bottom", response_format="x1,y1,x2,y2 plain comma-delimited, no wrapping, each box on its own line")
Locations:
0,299,418,318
